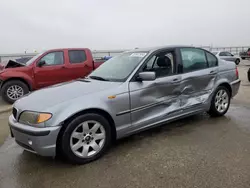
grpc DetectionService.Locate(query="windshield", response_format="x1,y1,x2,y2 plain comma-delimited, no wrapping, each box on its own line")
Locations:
25,53,43,66
88,52,148,82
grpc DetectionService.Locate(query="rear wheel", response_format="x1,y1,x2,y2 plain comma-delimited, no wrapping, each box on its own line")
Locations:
242,57,246,60
60,113,112,164
235,59,240,65
1,80,29,104
208,86,230,117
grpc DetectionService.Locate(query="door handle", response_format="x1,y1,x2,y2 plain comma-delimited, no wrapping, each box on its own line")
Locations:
171,78,180,83
209,70,217,75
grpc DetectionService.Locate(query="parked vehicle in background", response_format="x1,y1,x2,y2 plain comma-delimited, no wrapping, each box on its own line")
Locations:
239,48,250,60
247,68,250,82
15,57,33,64
0,48,104,103
212,51,241,65
9,46,241,164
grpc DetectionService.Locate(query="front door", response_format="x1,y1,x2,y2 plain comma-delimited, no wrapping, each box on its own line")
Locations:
34,51,69,88
178,47,218,111
129,50,182,130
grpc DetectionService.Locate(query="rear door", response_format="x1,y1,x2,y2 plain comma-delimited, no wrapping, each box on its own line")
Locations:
66,50,93,79
129,49,182,130
34,51,69,88
178,47,218,112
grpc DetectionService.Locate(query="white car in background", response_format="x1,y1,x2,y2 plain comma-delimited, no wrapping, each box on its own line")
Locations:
212,51,241,65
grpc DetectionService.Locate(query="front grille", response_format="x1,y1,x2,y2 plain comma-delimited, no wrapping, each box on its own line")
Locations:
12,108,18,119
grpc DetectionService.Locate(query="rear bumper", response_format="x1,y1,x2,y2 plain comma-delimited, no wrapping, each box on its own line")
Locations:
230,79,241,98
8,115,61,157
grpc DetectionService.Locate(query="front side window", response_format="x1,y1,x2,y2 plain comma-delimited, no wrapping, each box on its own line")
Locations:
88,52,148,82
69,50,87,64
39,52,64,66
180,48,207,73
143,52,174,78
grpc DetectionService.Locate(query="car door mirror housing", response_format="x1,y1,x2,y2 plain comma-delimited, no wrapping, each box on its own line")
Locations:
37,60,46,67
137,72,156,81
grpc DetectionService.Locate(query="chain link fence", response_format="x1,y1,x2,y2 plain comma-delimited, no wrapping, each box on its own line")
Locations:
1,46,249,62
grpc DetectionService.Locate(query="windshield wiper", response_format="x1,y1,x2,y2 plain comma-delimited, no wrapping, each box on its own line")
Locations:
88,76,109,81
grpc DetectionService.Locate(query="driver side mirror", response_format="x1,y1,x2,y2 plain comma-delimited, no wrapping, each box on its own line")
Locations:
37,60,46,67
136,72,156,81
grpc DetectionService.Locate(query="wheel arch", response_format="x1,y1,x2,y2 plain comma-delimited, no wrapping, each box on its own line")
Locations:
1,77,32,91
56,108,117,154
218,82,232,97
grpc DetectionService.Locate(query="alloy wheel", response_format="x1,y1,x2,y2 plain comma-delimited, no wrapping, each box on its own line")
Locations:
70,120,106,158
6,85,24,100
215,89,229,113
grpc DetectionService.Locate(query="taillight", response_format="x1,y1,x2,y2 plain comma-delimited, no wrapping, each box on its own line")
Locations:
236,67,239,79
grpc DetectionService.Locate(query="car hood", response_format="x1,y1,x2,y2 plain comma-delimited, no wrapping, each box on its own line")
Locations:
14,79,122,111
0,60,25,71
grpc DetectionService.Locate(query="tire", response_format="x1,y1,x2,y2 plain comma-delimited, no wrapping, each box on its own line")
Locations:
60,113,112,164
235,59,240,65
248,69,250,82
1,80,29,104
208,86,231,117
242,57,246,60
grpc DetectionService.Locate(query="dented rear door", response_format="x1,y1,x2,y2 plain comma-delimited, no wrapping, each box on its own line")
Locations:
178,47,218,112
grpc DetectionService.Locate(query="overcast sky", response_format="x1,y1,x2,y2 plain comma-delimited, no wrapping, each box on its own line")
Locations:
0,0,250,53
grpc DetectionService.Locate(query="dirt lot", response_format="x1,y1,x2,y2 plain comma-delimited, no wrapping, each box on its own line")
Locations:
1,60,250,188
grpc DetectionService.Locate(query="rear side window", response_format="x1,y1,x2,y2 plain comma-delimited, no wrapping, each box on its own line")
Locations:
206,52,217,67
180,48,208,73
69,50,87,64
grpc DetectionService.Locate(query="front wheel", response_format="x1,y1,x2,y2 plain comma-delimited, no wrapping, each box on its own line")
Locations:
208,86,231,117
60,113,112,164
1,80,29,104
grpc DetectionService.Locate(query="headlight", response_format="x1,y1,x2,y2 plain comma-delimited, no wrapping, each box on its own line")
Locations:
19,111,52,125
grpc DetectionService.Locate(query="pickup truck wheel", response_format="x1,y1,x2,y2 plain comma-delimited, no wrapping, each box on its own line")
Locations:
242,57,246,60
235,59,240,65
208,86,230,117
60,113,112,164
1,80,29,104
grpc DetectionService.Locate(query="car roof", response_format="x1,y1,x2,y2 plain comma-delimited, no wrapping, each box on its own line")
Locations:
47,48,90,52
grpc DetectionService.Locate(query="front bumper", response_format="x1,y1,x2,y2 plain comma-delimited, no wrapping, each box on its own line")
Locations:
230,79,241,98
9,115,61,157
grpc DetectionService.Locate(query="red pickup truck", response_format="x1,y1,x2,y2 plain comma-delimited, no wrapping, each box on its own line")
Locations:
0,48,104,104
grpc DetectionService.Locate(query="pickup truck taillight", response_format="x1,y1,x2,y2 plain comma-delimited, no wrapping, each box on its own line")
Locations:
236,67,239,79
